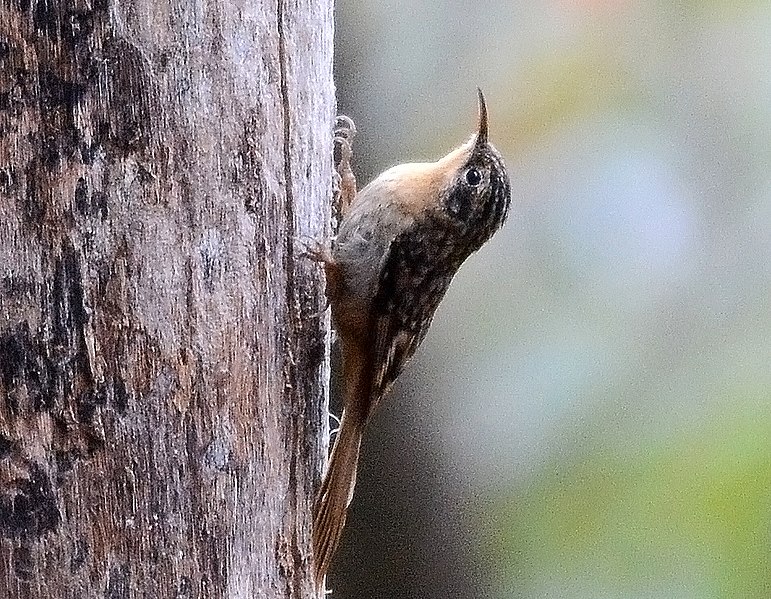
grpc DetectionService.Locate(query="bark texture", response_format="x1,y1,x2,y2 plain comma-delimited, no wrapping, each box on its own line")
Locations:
0,0,333,596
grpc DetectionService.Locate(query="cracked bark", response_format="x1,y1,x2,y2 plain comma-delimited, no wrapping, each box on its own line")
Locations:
0,0,333,597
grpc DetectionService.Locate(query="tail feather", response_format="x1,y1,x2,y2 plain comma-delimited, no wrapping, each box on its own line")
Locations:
313,411,364,591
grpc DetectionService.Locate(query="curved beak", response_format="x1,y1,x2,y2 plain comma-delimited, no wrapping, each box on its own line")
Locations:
475,88,488,148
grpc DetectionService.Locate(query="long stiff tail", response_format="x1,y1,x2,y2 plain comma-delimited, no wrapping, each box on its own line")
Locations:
313,410,364,590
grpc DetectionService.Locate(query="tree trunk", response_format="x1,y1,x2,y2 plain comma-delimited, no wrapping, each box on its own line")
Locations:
0,0,333,597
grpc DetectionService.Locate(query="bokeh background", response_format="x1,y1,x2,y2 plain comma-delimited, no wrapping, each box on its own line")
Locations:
330,1,771,597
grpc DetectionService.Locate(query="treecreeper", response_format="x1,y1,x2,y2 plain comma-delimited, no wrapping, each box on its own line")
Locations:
311,90,511,591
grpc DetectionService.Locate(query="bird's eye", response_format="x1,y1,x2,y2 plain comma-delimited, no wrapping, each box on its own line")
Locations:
465,167,482,187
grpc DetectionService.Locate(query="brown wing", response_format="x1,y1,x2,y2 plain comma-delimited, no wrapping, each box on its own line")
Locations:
366,215,464,415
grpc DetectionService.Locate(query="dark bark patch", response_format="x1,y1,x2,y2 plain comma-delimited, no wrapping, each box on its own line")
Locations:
36,69,85,169
91,191,108,219
0,242,101,418
79,140,99,165
9,0,31,12
0,47,30,120
75,386,104,424
13,68,34,105
0,434,16,459
0,462,61,539
0,322,54,414
23,161,46,225
63,10,95,45
113,376,128,413
70,538,88,573
96,38,156,158
1,274,35,297
47,242,93,408
0,325,32,391
54,449,77,479
105,563,130,599
12,544,34,581
41,132,67,169
33,0,61,39
39,70,84,113
74,176,89,214
74,177,109,220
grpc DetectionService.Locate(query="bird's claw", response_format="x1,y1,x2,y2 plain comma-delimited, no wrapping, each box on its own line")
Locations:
333,115,357,217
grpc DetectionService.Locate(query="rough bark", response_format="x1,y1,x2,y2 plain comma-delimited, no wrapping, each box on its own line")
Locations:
0,0,333,597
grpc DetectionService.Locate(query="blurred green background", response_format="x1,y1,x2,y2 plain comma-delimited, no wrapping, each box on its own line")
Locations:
330,1,771,597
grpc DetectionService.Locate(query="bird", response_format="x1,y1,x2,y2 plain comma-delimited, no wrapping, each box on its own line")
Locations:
312,89,511,591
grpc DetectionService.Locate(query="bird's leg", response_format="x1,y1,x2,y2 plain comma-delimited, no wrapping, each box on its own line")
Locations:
296,236,345,323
